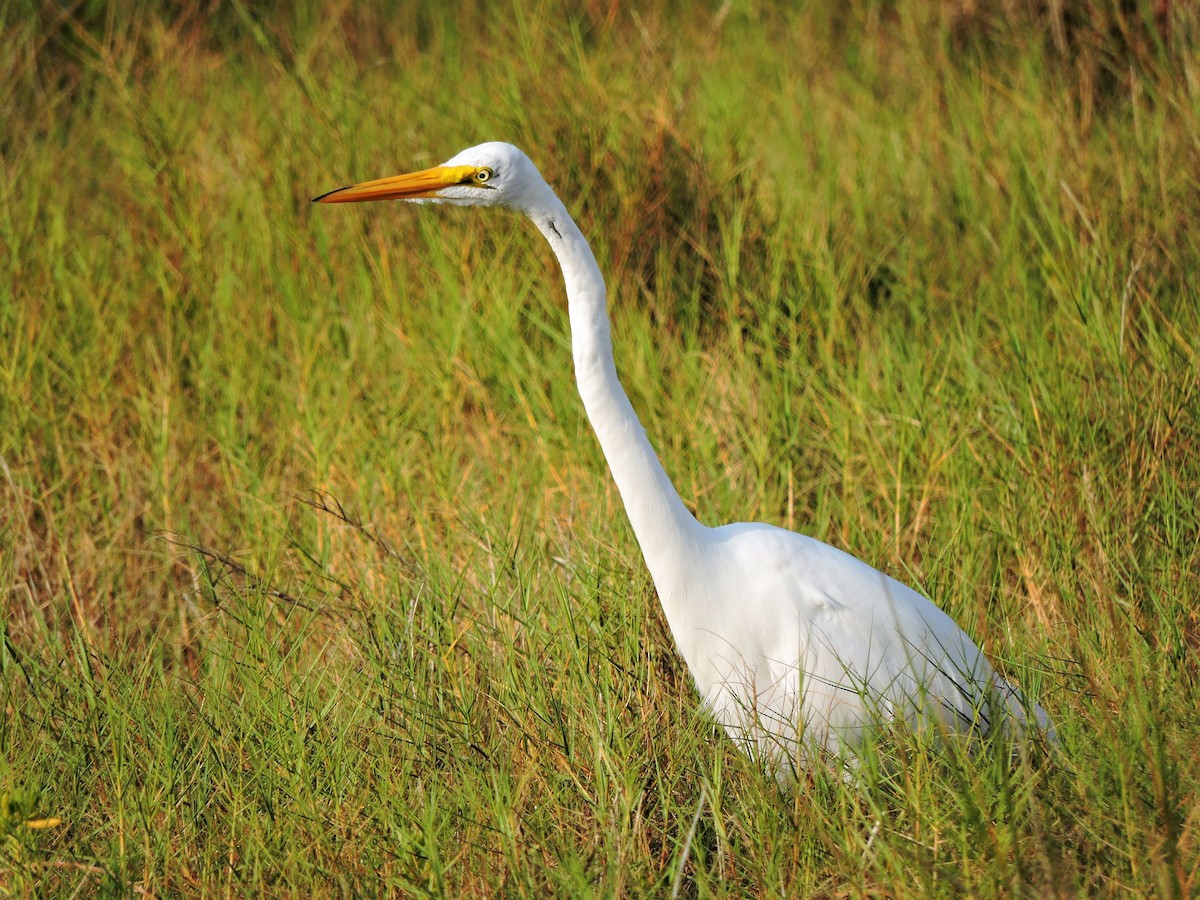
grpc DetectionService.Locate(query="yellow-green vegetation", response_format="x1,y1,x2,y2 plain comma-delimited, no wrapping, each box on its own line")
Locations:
3,1,1198,894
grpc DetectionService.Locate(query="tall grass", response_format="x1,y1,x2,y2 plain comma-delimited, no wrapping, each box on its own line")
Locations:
2,1,1198,894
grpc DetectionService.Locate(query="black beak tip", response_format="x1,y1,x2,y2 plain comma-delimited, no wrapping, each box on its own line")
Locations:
311,186,348,203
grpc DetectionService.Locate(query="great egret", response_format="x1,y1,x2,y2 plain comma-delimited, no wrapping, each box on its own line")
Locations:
315,142,1053,779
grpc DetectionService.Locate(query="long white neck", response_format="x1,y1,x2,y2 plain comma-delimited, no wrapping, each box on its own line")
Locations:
526,193,704,584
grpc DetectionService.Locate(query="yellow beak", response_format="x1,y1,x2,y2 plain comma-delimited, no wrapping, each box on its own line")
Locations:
313,164,479,203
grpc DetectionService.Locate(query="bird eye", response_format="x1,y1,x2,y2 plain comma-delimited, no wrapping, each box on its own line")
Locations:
474,168,493,184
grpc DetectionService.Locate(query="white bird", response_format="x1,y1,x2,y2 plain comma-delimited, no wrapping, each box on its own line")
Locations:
315,142,1053,780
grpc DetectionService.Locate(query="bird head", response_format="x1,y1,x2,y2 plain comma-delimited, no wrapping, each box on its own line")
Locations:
313,142,548,212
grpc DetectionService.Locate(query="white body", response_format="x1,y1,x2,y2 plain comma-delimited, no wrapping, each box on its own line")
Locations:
320,142,1052,779
657,522,1040,769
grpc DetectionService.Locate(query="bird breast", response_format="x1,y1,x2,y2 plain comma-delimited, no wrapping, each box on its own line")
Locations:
655,522,1013,765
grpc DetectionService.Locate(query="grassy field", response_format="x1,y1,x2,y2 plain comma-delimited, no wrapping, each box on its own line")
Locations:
2,0,1198,894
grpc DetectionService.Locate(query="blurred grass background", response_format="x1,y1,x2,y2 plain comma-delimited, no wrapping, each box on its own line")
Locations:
2,0,1198,894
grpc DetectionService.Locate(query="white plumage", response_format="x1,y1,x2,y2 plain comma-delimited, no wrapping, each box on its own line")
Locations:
317,142,1053,780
